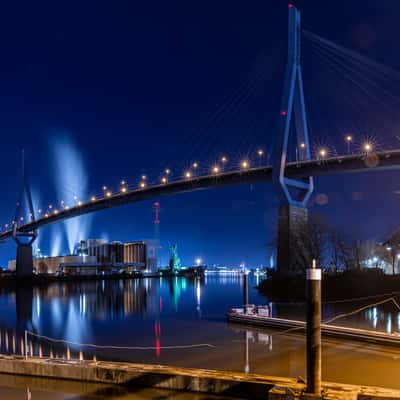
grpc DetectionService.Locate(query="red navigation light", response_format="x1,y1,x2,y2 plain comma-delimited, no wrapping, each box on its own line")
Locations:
154,202,160,207
280,110,287,116
155,339,160,357
288,3,293,8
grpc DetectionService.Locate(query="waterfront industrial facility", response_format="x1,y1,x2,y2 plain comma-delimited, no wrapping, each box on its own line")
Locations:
8,238,158,275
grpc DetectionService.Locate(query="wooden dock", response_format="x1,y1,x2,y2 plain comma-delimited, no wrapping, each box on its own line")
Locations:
227,312,400,347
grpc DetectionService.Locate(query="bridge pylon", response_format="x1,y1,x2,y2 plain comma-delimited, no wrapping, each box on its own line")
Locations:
272,5,313,275
12,151,37,279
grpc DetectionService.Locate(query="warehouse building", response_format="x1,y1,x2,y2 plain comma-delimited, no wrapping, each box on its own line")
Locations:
8,239,158,275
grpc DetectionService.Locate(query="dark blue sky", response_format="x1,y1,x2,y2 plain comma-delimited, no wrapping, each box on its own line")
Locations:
1,0,400,267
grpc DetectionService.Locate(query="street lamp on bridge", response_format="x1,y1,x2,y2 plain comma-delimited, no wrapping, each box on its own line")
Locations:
240,160,249,169
345,135,353,154
318,148,327,159
363,142,373,153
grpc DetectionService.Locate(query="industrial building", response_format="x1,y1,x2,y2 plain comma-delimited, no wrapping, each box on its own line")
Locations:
79,239,158,272
8,255,98,275
8,239,158,275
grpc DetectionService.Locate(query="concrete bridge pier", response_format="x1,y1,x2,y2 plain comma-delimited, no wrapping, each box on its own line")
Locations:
277,204,308,275
15,243,34,279
13,229,37,279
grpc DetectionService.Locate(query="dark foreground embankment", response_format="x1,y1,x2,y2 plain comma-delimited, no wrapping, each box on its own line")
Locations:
0,355,399,399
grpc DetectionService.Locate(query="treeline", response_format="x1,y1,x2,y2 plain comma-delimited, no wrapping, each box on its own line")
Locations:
274,212,399,275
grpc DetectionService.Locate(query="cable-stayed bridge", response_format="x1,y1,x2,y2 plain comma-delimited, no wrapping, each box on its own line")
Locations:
4,4,400,277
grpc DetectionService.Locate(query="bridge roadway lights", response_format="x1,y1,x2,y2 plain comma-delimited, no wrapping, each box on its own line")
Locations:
277,204,308,275
15,243,34,279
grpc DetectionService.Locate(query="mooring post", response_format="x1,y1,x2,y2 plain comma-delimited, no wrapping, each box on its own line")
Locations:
306,259,322,396
243,271,249,309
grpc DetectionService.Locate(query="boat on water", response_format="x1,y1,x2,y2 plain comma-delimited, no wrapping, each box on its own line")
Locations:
227,306,400,347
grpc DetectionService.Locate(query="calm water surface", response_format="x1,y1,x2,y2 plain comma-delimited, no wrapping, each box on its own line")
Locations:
0,273,399,398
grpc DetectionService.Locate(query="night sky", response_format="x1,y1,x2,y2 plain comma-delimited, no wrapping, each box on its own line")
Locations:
1,0,400,268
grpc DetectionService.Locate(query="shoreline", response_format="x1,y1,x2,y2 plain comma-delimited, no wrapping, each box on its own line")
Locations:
258,269,400,301
0,271,203,289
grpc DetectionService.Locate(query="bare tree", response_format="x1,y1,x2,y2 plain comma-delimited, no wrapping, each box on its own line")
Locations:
290,213,330,272
329,228,350,271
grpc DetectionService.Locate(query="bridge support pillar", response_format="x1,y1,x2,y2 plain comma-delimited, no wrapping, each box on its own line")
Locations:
277,204,308,275
16,243,34,279
272,4,313,277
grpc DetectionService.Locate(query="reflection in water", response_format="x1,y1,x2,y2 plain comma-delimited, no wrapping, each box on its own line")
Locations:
0,277,206,360
0,274,400,390
241,328,274,374
243,331,249,374
196,278,201,318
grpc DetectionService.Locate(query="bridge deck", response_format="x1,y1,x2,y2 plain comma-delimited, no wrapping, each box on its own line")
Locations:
2,149,400,242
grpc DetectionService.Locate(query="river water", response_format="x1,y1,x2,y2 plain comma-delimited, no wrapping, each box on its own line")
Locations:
0,273,399,398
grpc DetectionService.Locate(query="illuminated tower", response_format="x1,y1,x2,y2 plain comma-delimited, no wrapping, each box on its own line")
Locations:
153,202,160,267
272,5,313,275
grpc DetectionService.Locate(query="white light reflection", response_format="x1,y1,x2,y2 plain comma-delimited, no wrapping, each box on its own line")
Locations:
398,313,400,332
372,307,378,329
387,313,392,333
196,279,201,316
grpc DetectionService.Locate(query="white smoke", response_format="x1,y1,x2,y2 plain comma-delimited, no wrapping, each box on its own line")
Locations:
52,135,92,254
50,225,63,257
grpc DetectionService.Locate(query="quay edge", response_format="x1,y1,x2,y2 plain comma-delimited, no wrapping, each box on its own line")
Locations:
0,356,398,399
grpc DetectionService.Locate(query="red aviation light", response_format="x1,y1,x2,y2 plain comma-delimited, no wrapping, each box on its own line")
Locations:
280,110,287,116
